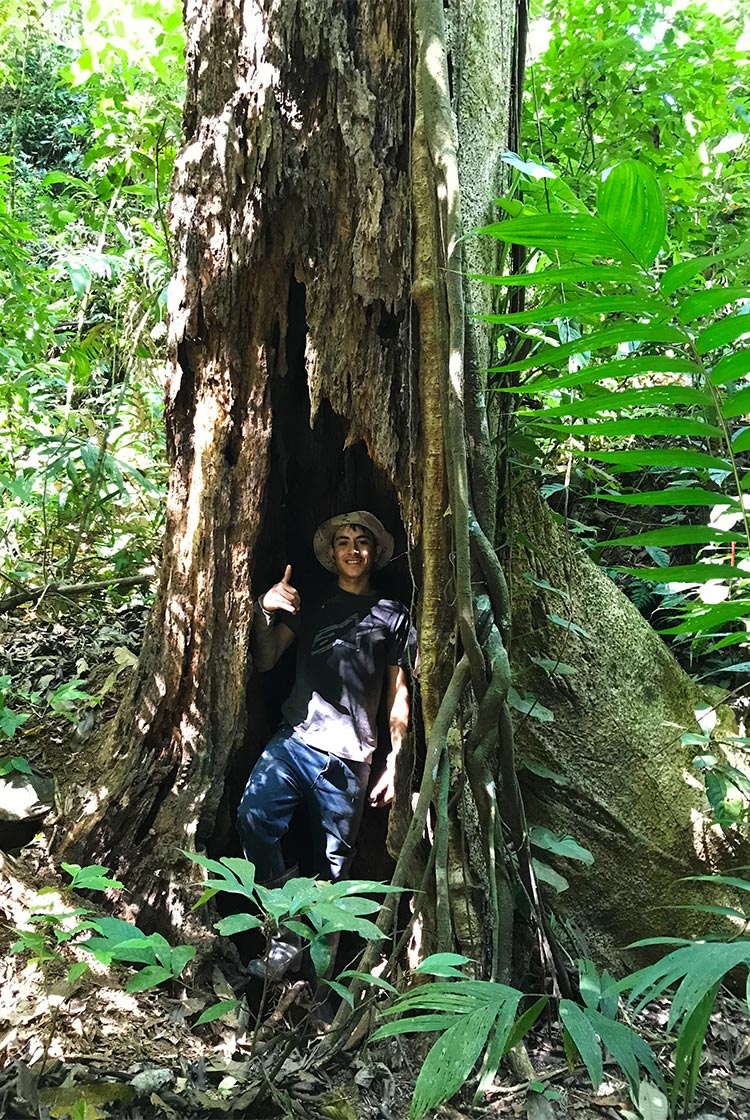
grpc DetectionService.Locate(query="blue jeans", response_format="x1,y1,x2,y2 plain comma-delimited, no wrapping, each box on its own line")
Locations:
236,726,370,883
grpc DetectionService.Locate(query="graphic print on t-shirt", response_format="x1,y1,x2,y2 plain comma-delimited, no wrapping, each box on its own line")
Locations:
310,613,367,657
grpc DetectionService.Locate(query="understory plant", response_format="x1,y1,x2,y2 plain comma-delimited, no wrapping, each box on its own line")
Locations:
480,157,750,659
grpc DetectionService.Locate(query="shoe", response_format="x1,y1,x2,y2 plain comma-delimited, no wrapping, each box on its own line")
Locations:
245,929,303,983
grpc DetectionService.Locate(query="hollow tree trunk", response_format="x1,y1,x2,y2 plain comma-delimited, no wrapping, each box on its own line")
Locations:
57,0,517,940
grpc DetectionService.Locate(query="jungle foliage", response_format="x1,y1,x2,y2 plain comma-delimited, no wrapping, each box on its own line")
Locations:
0,0,183,594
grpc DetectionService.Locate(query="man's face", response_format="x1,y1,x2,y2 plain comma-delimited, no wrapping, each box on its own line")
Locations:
330,524,377,580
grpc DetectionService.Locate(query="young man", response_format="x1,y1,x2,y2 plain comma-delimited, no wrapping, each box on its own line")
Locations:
237,511,412,979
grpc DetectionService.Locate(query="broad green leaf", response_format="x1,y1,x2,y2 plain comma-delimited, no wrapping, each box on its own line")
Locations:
597,160,667,267
537,415,721,439
560,1000,603,1089
337,969,398,995
615,564,742,583
582,448,730,472
502,996,548,1055
521,759,570,786
485,294,663,326
599,527,743,548
195,999,240,1025
126,964,173,992
415,952,472,976
529,826,594,864
533,859,569,893
213,912,263,936
474,264,649,288
732,428,750,453
660,252,729,296
594,488,739,508
492,323,689,374
660,601,750,634
321,978,355,1008
182,850,237,881
507,687,554,722
638,1080,669,1120
721,386,750,420
506,355,702,395
67,962,89,984
709,349,750,386
678,287,750,325
370,1014,462,1042
593,1011,662,1096
169,944,196,976
219,857,256,892
696,314,750,355
525,385,709,419
409,1005,497,1120
476,212,630,261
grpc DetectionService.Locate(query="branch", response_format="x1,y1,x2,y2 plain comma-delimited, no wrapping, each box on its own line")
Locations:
0,576,151,615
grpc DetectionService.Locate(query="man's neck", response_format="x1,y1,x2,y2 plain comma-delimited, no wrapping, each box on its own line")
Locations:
337,575,372,596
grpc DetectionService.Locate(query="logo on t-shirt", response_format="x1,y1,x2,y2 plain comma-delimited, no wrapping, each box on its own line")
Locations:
310,613,364,657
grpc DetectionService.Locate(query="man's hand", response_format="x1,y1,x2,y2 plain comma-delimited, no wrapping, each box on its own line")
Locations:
369,757,396,807
261,564,300,615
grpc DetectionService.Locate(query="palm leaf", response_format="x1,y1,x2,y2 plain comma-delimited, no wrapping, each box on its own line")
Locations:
696,314,750,355
597,159,667,268
678,287,750,324
475,212,631,261
526,386,709,419
492,323,689,374
599,526,742,547
581,449,730,472
485,294,665,326
615,564,741,583
593,487,737,507
708,349,750,386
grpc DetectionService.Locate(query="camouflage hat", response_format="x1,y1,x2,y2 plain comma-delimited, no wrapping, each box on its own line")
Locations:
313,511,394,573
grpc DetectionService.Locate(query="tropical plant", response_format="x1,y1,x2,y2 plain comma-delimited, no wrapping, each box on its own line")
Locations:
479,157,750,667
619,878,750,1114
368,952,546,1120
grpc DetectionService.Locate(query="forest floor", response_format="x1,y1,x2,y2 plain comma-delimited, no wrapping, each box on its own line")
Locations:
2,602,750,1119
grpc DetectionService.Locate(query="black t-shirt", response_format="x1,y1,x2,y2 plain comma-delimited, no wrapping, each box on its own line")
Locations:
279,588,412,764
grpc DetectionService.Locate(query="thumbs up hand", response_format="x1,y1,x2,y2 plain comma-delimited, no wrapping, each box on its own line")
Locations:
260,564,301,615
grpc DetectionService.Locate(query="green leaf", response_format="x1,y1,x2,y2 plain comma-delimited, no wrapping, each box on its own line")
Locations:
526,385,709,419
476,212,631,261
538,417,720,439
600,526,742,548
321,978,355,1008
492,323,689,375
660,252,730,296
720,386,750,420
126,964,173,992
532,859,569,893
615,564,742,583
523,574,570,599
529,826,594,864
476,264,649,288
709,349,750,386
9,755,33,774
169,944,195,976
502,996,548,1055
370,1014,462,1042
560,1000,603,1089
678,287,750,325
415,953,473,977
594,488,738,508
67,962,89,984
194,999,240,1025
337,969,398,995
485,294,663,326
214,913,263,936
696,314,750,355
581,449,731,472
507,687,554,722
508,355,702,395
409,1005,497,1120
597,160,666,268
219,857,257,892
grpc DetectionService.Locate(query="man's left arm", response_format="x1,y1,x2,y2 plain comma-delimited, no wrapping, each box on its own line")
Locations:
369,665,410,807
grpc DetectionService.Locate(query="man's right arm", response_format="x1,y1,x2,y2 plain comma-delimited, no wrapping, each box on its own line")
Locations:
250,564,299,671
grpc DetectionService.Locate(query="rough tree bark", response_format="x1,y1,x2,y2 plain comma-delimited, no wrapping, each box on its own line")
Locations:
54,0,741,983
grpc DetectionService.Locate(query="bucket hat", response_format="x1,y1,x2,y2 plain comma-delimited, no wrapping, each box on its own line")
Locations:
313,511,394,573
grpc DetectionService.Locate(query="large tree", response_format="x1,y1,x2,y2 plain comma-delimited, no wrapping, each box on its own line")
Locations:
57,0,735,984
